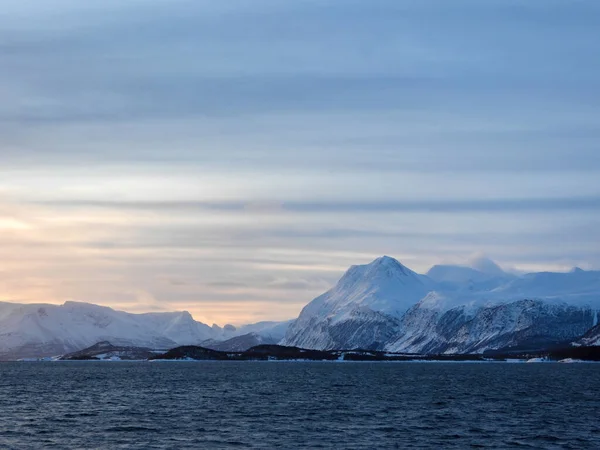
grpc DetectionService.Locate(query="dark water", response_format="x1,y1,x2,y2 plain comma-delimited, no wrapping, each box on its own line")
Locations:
0,362,599,449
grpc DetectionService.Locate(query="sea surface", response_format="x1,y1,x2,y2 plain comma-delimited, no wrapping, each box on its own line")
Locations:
0,362,599,449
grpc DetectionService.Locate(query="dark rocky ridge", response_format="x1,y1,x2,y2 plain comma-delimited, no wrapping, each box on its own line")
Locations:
149,345,231,360
484,345,600,362
58,340,600,362
60,341,158,360
151,344,600,362
200,332,279,352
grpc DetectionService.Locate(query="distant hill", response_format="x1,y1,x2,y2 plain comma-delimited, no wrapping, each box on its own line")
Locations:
60,341,157,361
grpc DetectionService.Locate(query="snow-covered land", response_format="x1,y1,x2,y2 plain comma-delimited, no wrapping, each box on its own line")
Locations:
2,255,600,360
200,320,294,352
282,256,600,354
576,321,600,346
0,301,290,360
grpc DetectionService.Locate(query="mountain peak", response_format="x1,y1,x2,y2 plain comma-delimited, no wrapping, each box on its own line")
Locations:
467,255,505,276
62,300,114,311
337,255,427,291
367,255,410,276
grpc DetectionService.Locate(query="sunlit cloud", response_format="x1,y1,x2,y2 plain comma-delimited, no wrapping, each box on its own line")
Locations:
0,0,599,324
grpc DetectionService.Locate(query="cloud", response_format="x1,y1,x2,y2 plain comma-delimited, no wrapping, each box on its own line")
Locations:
31,196,600,214
0,0,599,322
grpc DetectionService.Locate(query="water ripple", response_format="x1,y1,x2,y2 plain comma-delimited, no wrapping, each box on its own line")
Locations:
0,362,598,449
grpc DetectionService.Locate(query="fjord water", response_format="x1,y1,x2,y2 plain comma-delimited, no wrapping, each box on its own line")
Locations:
1,362,598,449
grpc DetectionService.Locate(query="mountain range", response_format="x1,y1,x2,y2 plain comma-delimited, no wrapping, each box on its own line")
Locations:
1,255,599,359
281,256,600,353
0,300,290,360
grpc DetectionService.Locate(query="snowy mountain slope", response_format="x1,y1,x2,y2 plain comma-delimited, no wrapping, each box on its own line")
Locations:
235,320,293,342
283,256,600,353
0,301,291,360
468,256,507,277
0,301,180,360
282,307,402,351
575,313,600,346
426,258,518,300
427,265,496,285
135,310,215,345
489,269,600,305
281,256,432,350
388,299,596,354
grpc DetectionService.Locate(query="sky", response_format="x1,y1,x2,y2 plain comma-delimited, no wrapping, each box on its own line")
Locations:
1,0,599,325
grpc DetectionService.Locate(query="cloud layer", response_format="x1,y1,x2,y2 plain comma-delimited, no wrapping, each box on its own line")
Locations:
1,0,599,323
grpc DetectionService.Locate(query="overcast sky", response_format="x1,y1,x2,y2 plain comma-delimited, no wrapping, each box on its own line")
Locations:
1,0,599,324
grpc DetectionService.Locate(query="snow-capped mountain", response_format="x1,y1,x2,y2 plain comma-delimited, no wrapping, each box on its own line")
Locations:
281,256,433,350
0,301,290,360
490,268,600,303
283,256,600,353
427,264,497,285
427,261,515,287
235,320,293,342
199,320,293,352
3,255,598,359
468,255,507,278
